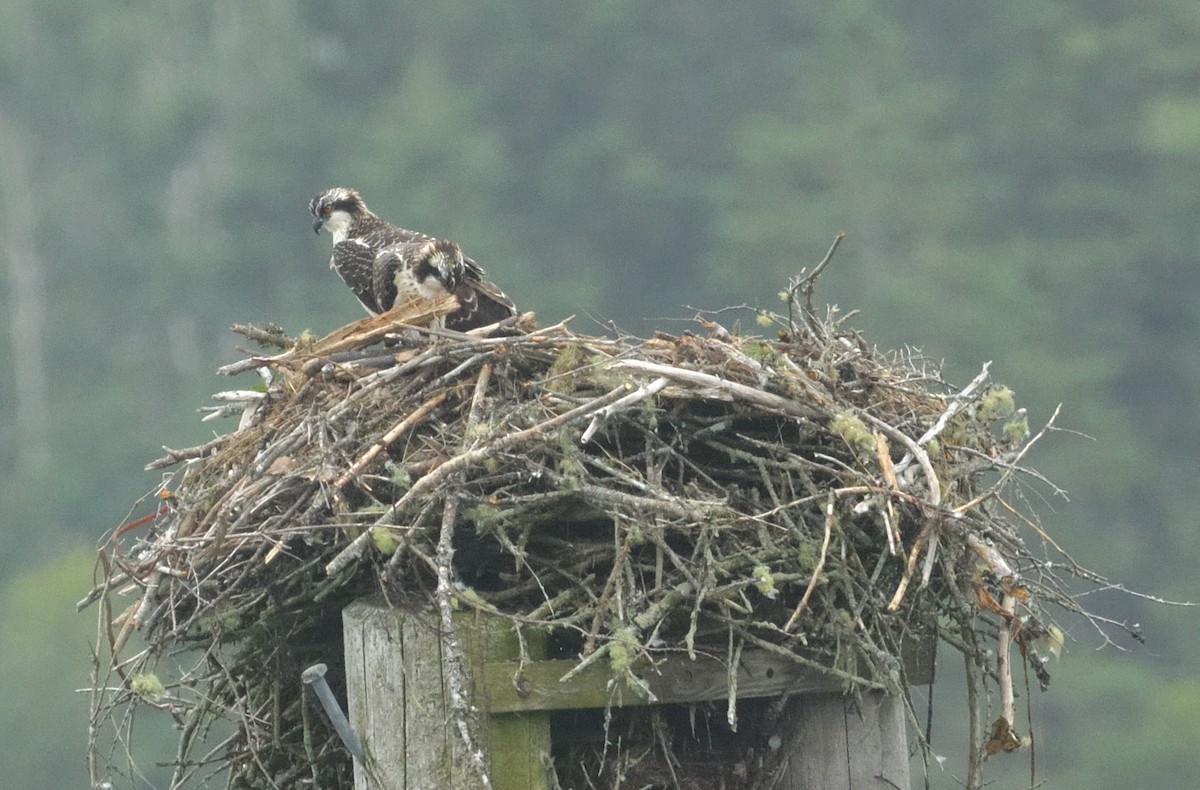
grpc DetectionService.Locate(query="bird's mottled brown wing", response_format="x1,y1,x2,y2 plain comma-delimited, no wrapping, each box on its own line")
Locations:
448,277,517,331
371,246,406,314
438,248,517,330
332,239,383,314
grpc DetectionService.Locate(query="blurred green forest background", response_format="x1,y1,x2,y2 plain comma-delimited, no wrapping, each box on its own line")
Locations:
2,1,1197,787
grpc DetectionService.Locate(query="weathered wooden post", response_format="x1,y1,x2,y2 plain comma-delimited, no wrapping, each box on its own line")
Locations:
343,600,552,789
344,598,930,789
772,692,911,788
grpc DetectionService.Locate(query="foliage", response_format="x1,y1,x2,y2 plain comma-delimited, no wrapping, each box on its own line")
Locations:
0,553,114,788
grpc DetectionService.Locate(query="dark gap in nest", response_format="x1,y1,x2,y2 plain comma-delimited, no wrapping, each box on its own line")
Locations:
552,701,765,789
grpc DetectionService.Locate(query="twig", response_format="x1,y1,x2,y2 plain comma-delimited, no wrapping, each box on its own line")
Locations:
952,403,1063,514
607,359,823,421
231,322,294,349
333,391,449,490
856,410,945,607
145,435,230,470
798,231,845,316
726,629,743,731
784,491,834,631
581,376,669,443
894,361,992,475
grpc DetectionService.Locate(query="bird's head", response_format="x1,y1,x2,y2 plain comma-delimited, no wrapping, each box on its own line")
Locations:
413,238,468,293
423,238,464,269
309,187,367,241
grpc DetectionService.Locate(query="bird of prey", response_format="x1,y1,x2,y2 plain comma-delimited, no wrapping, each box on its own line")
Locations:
309,187,516,330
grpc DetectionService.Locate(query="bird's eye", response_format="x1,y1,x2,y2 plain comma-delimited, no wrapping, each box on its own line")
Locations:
322,204,333,216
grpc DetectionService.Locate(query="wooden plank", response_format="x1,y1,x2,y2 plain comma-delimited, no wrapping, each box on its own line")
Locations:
460,611,551,790
344,600,552,790
777,691,910,790
487,713,551,790
479,650,841,713
344,600,457,789
344,601,410,790
479,637,933,714
401,606,459,789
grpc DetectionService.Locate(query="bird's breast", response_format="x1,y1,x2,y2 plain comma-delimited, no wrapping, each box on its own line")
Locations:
393,267,451,302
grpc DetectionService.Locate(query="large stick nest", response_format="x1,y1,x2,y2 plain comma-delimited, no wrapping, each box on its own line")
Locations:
85,290,1119,789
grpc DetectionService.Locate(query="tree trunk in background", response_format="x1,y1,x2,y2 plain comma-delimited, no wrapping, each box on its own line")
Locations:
0,114,50,472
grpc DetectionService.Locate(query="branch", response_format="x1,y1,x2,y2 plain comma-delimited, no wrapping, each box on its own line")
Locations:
333,391,449,490
895,361,992,475
435,494,494,790
581,376,669,443
145,435,231,470
607,359,823,421
784,491,834,631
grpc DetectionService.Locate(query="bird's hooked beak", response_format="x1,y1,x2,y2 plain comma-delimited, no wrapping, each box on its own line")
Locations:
312,216,325,234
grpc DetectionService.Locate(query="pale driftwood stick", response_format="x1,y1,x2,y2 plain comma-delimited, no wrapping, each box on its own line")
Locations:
607,359,823,421
580,375,669,443
887,522,935,613
965,532,1016,579
210,390,265,403
114,569,162,653
726,631,743,730
333,391,450,490
76,571,130,612
856,409,946,608
997,592,1018,729
784,491,834,632
465,361,493,432
426,352,491,391
146,435,230,470
381,310,534,343
873,431,902,556
199,404,245,423
556,641,614,685
231,322,293,349
894,360,992,476
916,357,993,441
311,296,457,352
322,529,373,578
857,411,941,509
218,297,459,376
217,350,294,377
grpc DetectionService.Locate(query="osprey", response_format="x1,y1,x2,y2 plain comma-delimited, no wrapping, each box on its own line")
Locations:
309,187,516,330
